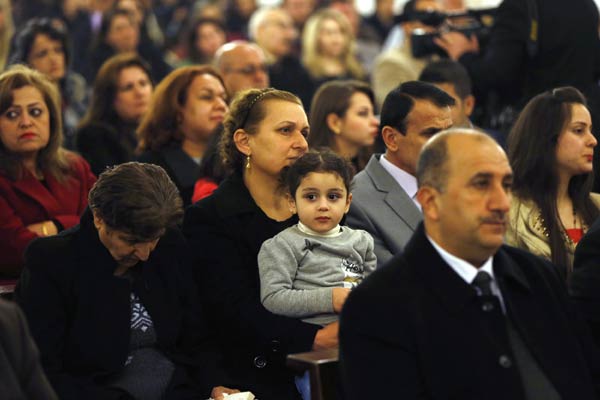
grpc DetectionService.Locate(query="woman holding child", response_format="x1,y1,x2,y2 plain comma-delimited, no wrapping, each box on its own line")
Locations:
183,88,341,399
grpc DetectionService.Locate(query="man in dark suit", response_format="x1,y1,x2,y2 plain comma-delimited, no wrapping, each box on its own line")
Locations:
345,81,454,267
340,129,600,399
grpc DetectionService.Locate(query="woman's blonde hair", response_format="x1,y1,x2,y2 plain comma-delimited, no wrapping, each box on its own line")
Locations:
0,65,72,181
301,9,364,80
136,65,225,152
220,88,302,174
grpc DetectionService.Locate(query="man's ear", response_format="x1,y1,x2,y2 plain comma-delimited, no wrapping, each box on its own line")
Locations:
233,128,251,156
381,125,399,151
416,186,441,222
92,210,103,230
287,192,297,214
464,95,475,118
326,112,342,135
344,192,353,214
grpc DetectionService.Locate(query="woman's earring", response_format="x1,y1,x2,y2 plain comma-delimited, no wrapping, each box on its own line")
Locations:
246,154,251,169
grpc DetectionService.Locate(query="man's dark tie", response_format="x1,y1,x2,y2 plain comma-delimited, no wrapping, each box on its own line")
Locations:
472,270,494,296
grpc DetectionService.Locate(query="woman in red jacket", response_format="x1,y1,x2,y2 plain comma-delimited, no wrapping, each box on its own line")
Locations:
0,65,96,278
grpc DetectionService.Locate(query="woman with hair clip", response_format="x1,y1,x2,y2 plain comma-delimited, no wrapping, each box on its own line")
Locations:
506,86,600,275
0,65,96,278
302,8,365,87
137,65,228,206
184,88,339,399
308,79,379,172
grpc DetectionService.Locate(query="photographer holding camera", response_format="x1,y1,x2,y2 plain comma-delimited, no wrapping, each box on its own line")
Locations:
371,0,443,110
434,0,600,133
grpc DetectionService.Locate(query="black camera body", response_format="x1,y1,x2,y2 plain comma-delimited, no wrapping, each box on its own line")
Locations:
401,9,495,58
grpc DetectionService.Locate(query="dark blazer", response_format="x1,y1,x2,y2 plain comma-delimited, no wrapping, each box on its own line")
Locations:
570,217,600,348
137,143,201,207
183,173,321,400
0,155,96,277
345,154,421,267
0,299,57,399
340,223,600,400
15,209,226,400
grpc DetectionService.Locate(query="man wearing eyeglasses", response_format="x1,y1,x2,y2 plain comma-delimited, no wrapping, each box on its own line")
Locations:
214,41,270,97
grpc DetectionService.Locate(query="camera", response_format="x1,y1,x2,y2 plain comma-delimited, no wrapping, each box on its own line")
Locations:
396,9,495,58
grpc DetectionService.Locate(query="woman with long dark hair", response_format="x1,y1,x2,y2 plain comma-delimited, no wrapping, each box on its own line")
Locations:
308,79,379,172
506,86,600,274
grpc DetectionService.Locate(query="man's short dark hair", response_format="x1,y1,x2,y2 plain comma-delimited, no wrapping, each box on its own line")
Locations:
419,59,473,99
88,162,183,241
380,81,455,135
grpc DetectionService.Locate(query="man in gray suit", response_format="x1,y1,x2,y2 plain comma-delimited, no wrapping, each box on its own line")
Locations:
346,81,454,267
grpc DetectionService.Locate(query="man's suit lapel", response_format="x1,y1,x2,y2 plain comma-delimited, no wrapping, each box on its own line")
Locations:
367,155,421,231
404,224,476,313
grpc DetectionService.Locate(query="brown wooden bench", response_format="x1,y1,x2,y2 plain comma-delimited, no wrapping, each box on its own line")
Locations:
286,348,339,400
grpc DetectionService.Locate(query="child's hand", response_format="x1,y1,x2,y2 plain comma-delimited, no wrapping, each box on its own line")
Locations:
332,288,351,313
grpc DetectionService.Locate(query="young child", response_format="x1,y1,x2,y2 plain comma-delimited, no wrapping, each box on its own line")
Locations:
258,149,377,328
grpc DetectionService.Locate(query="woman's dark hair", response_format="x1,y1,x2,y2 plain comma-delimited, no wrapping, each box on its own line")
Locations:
78,53,152,128
89,162,183,241
198,124,228,184
0,65,73,181
308,80,375,171
94,8,136,51
283,149,354,199
508,86,598,271
187,17,227,64
9,17,71,70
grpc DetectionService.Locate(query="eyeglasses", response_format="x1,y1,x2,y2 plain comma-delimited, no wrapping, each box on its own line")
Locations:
225,64,269,76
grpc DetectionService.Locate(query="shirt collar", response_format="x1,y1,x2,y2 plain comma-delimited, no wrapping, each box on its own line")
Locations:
427,234,495,285
379,155,420,205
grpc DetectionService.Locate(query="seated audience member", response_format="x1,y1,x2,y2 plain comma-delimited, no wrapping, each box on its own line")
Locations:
0,298,57,399
137,65,228,206
249,7,314,109
9,18,88,149
184,88,338,400
76,53,153,176
114,0,165,49
16,162,239,400
224,0,258,40
179,17,227,66
506,87,600,275
214,41,270,97
0,66,96,278
89,8,171,83
258,149,376,399
345,81,453,267
571,217,600,348
371,0,442,110
282,0,317,33
327,0,381,76
418,60,475,129
301,9,365,87
259,149,376,325
191,126,228,203
340,129,600,400
308,80,379,172
419,59,506,147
